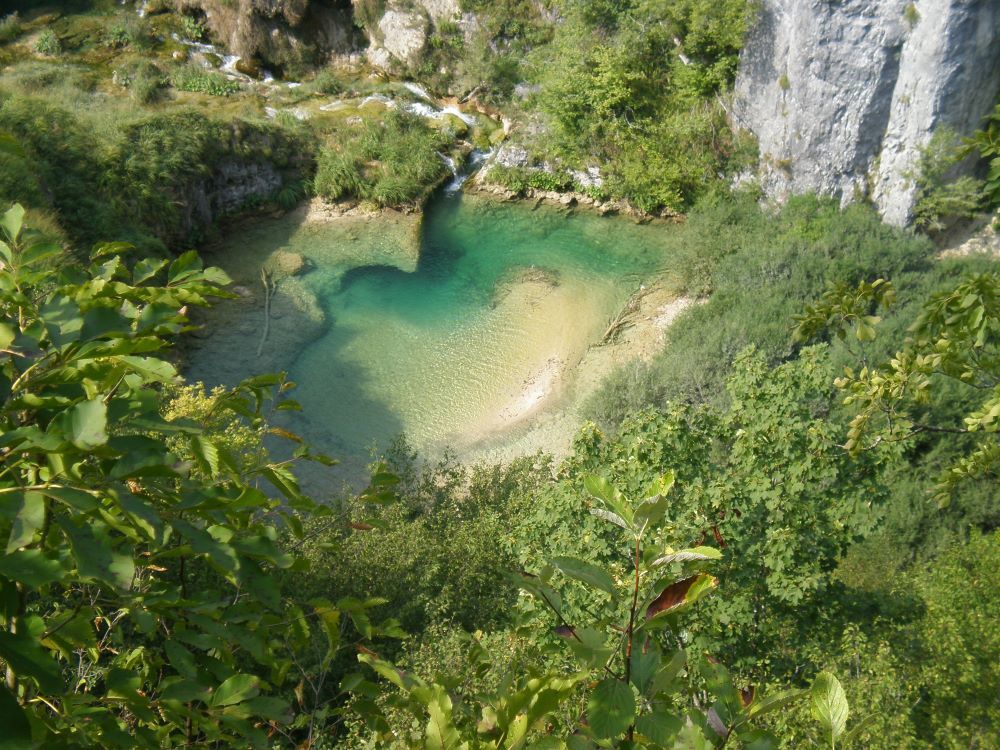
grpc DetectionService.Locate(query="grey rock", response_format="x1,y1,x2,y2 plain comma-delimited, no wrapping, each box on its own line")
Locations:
377,9,428,67
734,0,1000,226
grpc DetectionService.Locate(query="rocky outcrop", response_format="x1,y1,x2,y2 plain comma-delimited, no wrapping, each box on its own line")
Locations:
183,160,282,235
360,0,461,72
173,0,359,70
734,0,1000,226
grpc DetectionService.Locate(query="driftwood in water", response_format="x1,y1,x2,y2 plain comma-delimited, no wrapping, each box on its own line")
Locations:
599,286,650,345
256,267,276,358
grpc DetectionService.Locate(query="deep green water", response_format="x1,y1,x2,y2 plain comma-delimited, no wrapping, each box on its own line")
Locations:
187,194,674,480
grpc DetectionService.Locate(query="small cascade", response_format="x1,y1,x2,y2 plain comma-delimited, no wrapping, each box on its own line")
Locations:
402,82,432,101
442,148,495,194
439,153,460,192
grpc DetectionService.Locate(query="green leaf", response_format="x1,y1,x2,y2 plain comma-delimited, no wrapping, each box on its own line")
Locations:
738,728,780,750
551,556,617,595
651,546,722,567
0,629,61,693
190,435,220,478
426,685,463,750
0,204,24,244
643,471,675,500
165,640,199,680
0,683,32,750
0,549,64,588
583,475,633,527
589,507,631,531
0,323,14,351
65,399,108,449
6,491,45,553
634,710,681,746
650,649,686,696
811,671,848,745
210,673,260,707
747,688,805,719
58,518,136,590
587,678,635,740
133,258,167,285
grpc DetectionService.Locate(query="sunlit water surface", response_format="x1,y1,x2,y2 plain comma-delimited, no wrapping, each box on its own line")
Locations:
186,194,673,484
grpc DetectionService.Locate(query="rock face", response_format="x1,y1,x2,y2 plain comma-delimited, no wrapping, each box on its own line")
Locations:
376,9,428,67
734,0,1000,226
174,0,359,69
183,160,282,234
361,0,461,71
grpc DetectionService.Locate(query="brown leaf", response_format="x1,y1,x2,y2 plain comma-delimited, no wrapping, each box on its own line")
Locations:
740,685,755,708
356,645,377,657
646,575,700,619
269,426,304,443
553,625,576,639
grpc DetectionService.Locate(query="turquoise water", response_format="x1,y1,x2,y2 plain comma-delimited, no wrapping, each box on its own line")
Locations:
187,193,674,480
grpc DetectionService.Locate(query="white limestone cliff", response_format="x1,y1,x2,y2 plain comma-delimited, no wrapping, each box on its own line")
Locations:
733,0,1000,226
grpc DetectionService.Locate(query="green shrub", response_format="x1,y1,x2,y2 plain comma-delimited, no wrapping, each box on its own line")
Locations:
170,64,241,96
34,29,62,55
314,111,450,207
912,127,985,233
305,69,343,95
487,164,573,194
585,193,936,427
0,12,22,45
179,14,206,42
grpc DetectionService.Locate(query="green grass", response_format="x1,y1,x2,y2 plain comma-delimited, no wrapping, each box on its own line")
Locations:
170,64,242,97
314,110,451,207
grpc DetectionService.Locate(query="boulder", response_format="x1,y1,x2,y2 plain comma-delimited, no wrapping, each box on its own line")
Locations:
377,10,428,67
270,250,309,276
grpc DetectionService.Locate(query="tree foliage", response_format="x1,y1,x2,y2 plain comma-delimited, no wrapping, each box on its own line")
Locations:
0,204,397,747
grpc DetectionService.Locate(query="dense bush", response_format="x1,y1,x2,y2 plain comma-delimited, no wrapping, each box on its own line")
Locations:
170,64,242,96
528,0,756,211
314,111,450,206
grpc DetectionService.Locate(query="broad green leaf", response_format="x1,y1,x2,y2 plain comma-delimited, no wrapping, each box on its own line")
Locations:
651,546,723,567
643,471,675,500
589,507,631,531
0,549,64,588
587,678,635,740
6,491,45,553
634,710,682,746
551,556,617,595
58,518,136,590
0,683,31,750
190,435,220,478
133,258,167,285
738,728,780,750
0,322,14,351
629,643,658,694
0,629,61,693
811,671,848,744
159,677,212,703
211,673,260,707
426,685,462,750
582,475,633,526
0,204,24,243
747,688,806,719
650,649,687,695
165,640,199,680
65,399,108,450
